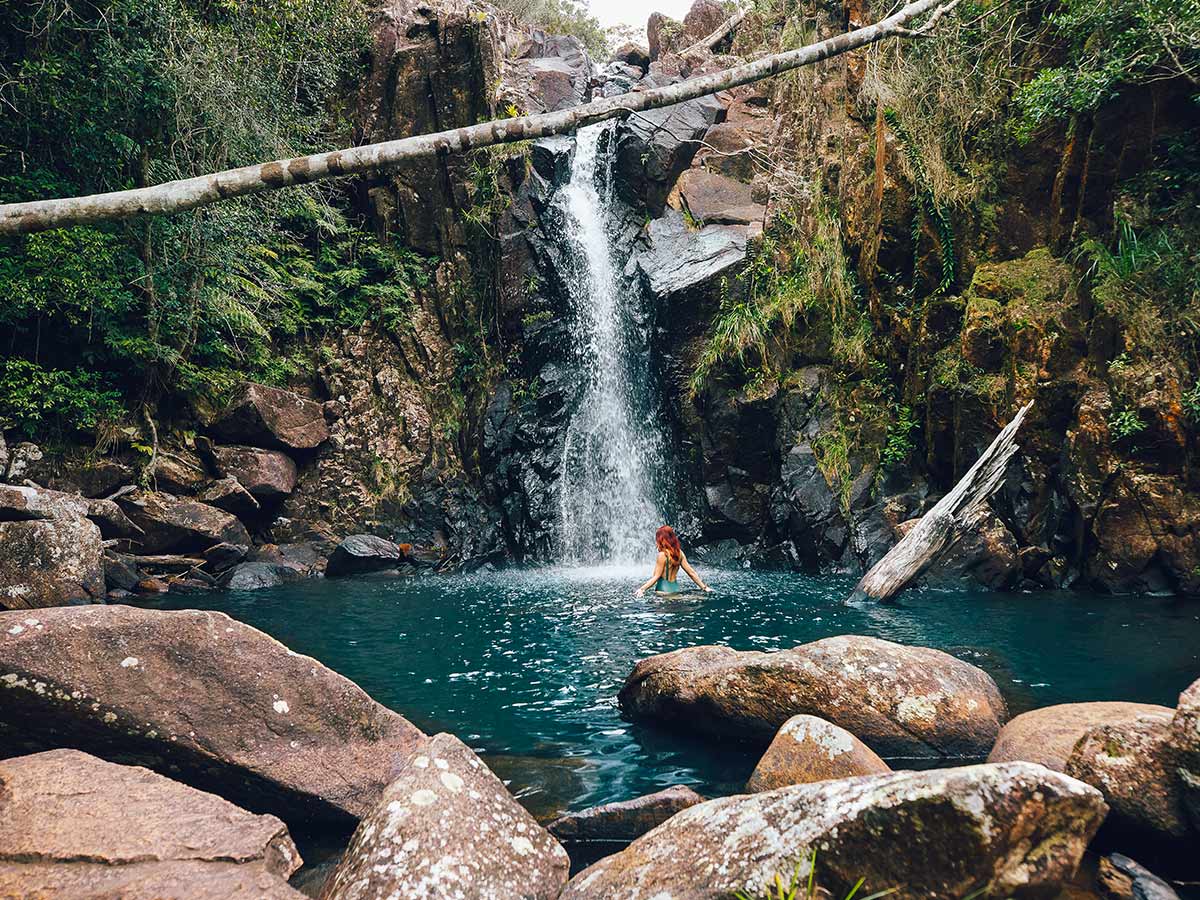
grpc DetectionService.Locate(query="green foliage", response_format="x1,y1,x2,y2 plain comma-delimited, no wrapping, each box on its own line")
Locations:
880,404,920,471
0,359,124,440
490,0,607,56
1183,382,1200,423
733,850,898,900
1014,0,1200,140
1108,405,1147,442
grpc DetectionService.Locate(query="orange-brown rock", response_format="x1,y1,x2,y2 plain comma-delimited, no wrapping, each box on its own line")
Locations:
0,748,303,899
746,715,890,792
988,701,1175,772
619,635,1007,759
0,605,424,829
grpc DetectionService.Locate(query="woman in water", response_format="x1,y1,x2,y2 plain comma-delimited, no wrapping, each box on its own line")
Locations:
635,525,712,596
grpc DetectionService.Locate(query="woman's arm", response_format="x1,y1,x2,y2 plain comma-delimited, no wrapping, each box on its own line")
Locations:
679,553,711,591
636,552,667,596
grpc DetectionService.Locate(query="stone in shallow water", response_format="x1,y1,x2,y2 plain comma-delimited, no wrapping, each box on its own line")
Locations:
746,714,890,792
325,534,404,577
547,785,705,843
320,733,569,900
0,604,424,829
560,762,1107,900
0,748,303,899
619,634,1008,759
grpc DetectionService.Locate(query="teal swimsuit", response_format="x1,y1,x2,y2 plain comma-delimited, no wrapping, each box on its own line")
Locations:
655,569,682,594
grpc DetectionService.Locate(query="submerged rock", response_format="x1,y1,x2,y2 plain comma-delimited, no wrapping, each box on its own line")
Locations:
0,748,303,899
325,534,405,577
218,561,307,591
0,605,424,828
547,785,705,843
988,701,1175,772
619,635,1007,759
746,714,890,792
560,762,1106,900
210,382,329,451
320,733,569,900
1065,706,1191,842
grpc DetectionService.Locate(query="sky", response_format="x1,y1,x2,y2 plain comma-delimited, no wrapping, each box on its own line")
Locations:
585,0,693,31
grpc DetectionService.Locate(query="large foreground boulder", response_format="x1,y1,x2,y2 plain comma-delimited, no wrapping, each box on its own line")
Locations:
320,733,569,900
1065,706,1190,842
0,484,104,610
619,635,1007,759
211,382,329,450
0,605,424,828
560,763,1106,900
1174,678,1200,831
548,785,705,843
988,701,1175,771
0,748,303,899
746,714,890,792
117,489,251,553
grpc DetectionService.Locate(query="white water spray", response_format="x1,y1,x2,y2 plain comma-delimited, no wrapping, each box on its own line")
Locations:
556,123,664,564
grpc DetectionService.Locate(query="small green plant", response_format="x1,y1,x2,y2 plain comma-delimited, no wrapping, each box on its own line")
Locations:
733,850,898,900
880,404,919,471
1108,406,1146,442
1182,382,1200,423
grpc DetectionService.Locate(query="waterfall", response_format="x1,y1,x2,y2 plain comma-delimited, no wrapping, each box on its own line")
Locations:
555,123,665,564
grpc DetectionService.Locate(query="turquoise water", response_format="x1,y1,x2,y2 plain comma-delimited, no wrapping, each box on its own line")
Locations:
139,567,1200,820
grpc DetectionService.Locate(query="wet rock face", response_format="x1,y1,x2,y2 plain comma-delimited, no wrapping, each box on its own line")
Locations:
0,485,105,610
116,490,251,553
0,748,303,898
320,733,569,900
0,605,424,829
746,714,890,792
619,635,1008,759
210,382,329,451
988,701,1176,772
632,210,750,299
561,763,1107,900
1065,707,1191,842
548,785,705,843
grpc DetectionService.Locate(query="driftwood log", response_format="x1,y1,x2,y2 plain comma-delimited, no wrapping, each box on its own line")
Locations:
0,0,957,236
849,401,1034,604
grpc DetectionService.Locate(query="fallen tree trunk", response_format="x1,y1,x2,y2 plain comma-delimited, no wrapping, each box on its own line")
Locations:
681,8,749,57
0,0,952,236
849,401,1034,604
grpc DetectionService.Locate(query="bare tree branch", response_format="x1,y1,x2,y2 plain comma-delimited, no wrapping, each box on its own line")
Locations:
0,0,955,236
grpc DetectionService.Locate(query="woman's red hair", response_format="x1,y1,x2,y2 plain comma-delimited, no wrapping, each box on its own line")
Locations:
656,525,682,567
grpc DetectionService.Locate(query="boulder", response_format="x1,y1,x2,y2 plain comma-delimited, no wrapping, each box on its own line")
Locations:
646,12,679,60
210,382,329,451
611,41,649,71
560,763,1106,900
202,541,250,573
0,485,104,610
200,476,261,518
988,701,1175,772
0,604,424,828
103,551,141,591
746,715,891,792
615,94,725,212
116,490,251,553
325,534,405,577
912,510,1021,590
633,211,750,299
209,445,298,498
1097,853,1181,900
682,0,727,45
1173,677,1200,831
85,496,144,539
0,748,303,899
1065,707,1189,842
676,169,765,226
4,440,43,481
548,785,705,843
219,561,307,591
320,733,569,900
154,448,211,494
619,635,1007,759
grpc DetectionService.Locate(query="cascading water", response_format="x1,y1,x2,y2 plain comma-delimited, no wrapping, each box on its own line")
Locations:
555,123,666,564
